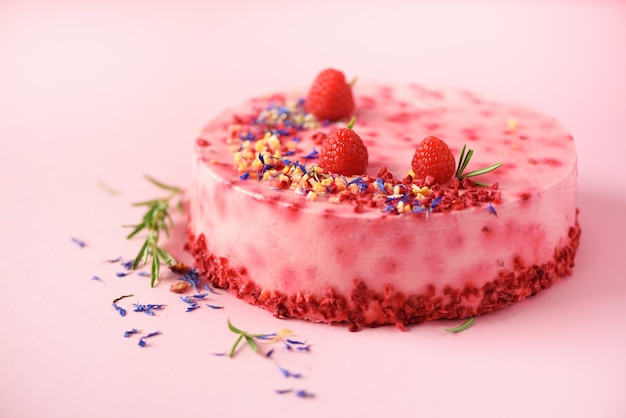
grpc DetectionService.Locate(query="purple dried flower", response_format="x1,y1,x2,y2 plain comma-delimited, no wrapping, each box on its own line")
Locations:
71,237,87,248
138,331,160,347
124,329,139,338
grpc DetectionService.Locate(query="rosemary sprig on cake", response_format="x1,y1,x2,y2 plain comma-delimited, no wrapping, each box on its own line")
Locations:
455,144,502,186
125,175,184,287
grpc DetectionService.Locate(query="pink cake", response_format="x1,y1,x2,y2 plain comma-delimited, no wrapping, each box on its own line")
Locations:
188,72,580,331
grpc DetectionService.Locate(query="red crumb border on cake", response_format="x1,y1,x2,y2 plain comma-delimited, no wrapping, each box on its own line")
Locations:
188,216,581,331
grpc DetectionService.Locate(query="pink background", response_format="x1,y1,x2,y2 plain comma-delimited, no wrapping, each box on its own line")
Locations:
2,0,626,417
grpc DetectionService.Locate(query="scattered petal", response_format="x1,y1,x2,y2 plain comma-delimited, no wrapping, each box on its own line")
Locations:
112,303,126,317
71,237,87,248
488,203,498,217
124,329,139,338
275,388,293,395
203,283,220,294
120,260,134,270
138,331,161,347
133,303,165,316
278,366,302,378
295,390,315,399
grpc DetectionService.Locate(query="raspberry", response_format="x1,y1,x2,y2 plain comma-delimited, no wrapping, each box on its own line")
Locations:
319,119,368,176
411,136,456,184
305,68,354,122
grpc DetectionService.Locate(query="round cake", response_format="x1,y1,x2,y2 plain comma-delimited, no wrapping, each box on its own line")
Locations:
188,70,580,331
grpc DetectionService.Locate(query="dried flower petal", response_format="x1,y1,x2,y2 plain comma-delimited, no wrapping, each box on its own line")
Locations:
71,237,87,248
138,331,161,347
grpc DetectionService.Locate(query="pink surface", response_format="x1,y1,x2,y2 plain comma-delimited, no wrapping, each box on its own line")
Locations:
1,1,625,417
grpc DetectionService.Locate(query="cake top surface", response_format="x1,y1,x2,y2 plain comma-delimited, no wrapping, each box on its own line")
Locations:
196,82,576,218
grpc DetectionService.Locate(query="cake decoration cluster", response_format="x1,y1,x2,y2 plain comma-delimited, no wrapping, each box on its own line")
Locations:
223,68,502,215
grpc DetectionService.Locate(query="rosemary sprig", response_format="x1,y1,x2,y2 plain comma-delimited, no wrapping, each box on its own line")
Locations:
455,145,502,187
227,318,267,358
445,317,476,333
125,175,184,287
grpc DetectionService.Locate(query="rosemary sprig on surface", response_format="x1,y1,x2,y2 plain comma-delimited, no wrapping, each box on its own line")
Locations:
445,317,476,333
455,145,502,187
227,319,267,358
125,175,184,287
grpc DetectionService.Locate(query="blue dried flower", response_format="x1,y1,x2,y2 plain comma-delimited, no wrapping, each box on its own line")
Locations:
303,149,319,159
278,366,302,378
120,260,133,270
203,284,219,295
71,237,87,248
112,303,126,316
348,177,368,193
138,331,160,347
133,303,165,316
275,388,293,395
375,178,387,194
488,203,498,217
124,329,139,338
295,390,314,398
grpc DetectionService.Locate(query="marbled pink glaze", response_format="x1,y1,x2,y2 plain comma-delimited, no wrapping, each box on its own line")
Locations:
188,83,578,326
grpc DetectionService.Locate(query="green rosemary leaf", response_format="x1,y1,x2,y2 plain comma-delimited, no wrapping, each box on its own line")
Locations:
244,335,258,352
126,223,145,239
445,317,476,333
458,162,503,179
165,211,175,232
229,334,244,358
132,198,160,207
145,175,184,194
227,318,244,334
150,255,160,287
459,148,473,176
132,239,150,269
455,144,467,177
155,247,176,266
